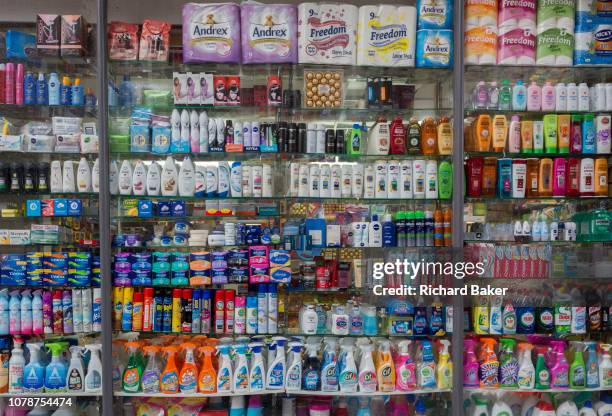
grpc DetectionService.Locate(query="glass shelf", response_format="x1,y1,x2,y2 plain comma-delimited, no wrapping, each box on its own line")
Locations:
113,245,451,251
0,104,97,119
111,214,281,222
0,151,98,159
464,65,612,83
110,152,451,161
465,151,610,158
0,192,99,198
465,196,611,202
464,240,611,245
112,195,450,203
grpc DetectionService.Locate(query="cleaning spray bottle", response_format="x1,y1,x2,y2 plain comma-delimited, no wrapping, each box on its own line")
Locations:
534,346,551,390
569,341,586,389
464,337,479,388
517,342,535,389
436,340,452,390
285,341,303,391
122,341,142,393
141,345,160,393
266,336,286,390
302,338,321,391
358,342,377,392
417,340,436,389
248,342,265,392
479,338,499,388
66,346,85,392
599,344,612,388
321,337,338,392
84,344,102,393
45,342,69,393
160,345,179,393
233,343,249,392
549,340,569,389
179,343,198,393
499,338,518,388
197,345,216,393
395,340,416,391
8,336,24,393
375,339,395,392
338,341,358,392
217,343,233,393
584,341,599,388
22,342,44,392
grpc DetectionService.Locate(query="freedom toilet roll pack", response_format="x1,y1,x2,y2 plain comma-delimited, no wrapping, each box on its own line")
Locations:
575,0,612,65
497,0,537,65
241,3,298,63
536,0,575,66
464,0,498,64
356,5,417,66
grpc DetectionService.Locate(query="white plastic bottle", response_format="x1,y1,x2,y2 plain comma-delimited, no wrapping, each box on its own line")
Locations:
118,160,132,195
62,161,76,193
131,161,147,196
425,160,438,199
297,164,308,198
320,164,331,198
556,401,579,416
146,162,161,196
555,82,567,111
199,111,209,152
413,160,426,199
76,158,91,193
91,158,100,193
67,346,85,392
508,116,521,153
399,161,413,198
366,119,390,155
352,164,364,198
217,161,230,198
84,345,102,392
578,83,590,111
374,161,387,198
363,164,376,198
178,156,196,197
8,338,25,393
542,82,556,111
579,402,597,416
331,164,342,198
50,160,63,193
567,83,578,111
230,162,242,197
161,157,178,196
180,109,190,149
109,161,119,195
491,401,514,416
262,164,273,197
190,110,200,152
309,164,320,198
285,341,303,391
387,161,400,199
242,165,253,197
171,109,181,146
251,164,262,198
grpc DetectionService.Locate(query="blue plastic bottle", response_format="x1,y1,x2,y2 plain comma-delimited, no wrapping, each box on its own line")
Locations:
47,73,60,106
382,214,396,247
71,78,84,106
60,76,71,105
585,341,599,388
23,343,44,392
45,342,69,392
0,289,9,335
512,80,527,111
36,72,47,105
582,114,596,154
119,75,135,107
23,72,36,105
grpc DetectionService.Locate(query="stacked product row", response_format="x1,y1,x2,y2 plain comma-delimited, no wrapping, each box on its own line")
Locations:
467,395,612,416
0,252,100,286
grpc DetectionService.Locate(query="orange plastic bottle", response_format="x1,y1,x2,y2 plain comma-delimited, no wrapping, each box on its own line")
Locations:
160,346,180,394
179,343,198,394
437,117,453,155
434,207,444,247
421,117,438,155
479,338,499,388
197,345,217,393
443,208,452,247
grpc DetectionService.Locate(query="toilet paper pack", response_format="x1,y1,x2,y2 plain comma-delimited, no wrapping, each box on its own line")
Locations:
241,3,298,63
536,0,575,34
498,0,536,31
465,25,498,64
182,3,242,63
298,3,358,65
575,0,612,65
577,0,612,17
356,5,416,66
416,0,453,29
416,29,453,67
497,27,536,64
536,28,574,65
465,0,498,28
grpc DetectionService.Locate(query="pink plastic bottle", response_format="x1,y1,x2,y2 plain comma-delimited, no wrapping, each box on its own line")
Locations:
527,81,541,111
14,63,23,105
394,340,416,390
541,82,556,112
464,337,479,387
549,340,569,388
4,62,15,104
553,158,567,197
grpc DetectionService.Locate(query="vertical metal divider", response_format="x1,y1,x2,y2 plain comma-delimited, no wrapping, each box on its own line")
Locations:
452,0,466,413
95,0,113,414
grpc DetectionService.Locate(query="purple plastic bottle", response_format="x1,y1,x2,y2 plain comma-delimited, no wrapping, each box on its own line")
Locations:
464,337,480,387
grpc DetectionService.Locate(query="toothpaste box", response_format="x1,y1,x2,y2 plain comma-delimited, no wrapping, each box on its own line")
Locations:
9,230,31,245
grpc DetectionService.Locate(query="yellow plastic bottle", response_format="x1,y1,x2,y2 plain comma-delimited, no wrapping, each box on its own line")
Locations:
492,115,508,152
437,116,453,155
473,296,490,334
179,343,198,394
436,340,452,389
476,114,492,152
375,340,396,392
520,120,533,153
538,158,553,197
421,117,438,155
160,346,180,394
197,345,217,393
595,158,609,196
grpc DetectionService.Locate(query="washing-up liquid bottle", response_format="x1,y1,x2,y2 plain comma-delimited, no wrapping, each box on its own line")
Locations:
233,343,249,392
285,341,303,391
178,343,197,394
339,342,358,392
44,342,69,392
395,340,416,390
464,337,479,388
600,344,612,388
66,346,85,392
499,338,518,388
585,341,599,388
160,345,179,394
479,338,499,388
358,343,377,392
534,346,551,389
302,339,321,391
141,345,160,393
569,342,586,389
492,400,514,416
417,340,436,389
8,336,25,393
375,339,395,392
557,401,579,416
472,397,489,416
266,337,286,390
321,338,338,392
197,345,216,393
549,340,569,389
579,401,597,416
517,342,535,389
22,342,44,392
122,341,142,393
216,344,233,393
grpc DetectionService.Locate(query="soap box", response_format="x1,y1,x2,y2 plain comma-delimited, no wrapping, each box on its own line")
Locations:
37,14,61,56
61,15,88,57
241,3,298,63
9,230,31,245
416,29,453,67
182,3,242,63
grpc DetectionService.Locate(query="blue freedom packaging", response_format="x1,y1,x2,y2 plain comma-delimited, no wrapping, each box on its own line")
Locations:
416,29,453,68
1,254,28,285
211,251,228,284
53,199,68,216
5,30,36,59
229,266,249,283
68,252,92,286
43,252,68,285
67,199,82,216
26,252,44,285
27,200,42,217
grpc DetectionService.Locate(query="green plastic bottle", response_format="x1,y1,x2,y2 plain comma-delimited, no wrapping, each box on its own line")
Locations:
534,346,551,390
499,338,518,388
122,341,143,393
569,342,586,389
438,161,453,200
348,123,363,155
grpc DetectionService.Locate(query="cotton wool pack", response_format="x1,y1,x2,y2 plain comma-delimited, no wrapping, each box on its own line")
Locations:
497,0,537,65
464,0,498,64
536,0,575,66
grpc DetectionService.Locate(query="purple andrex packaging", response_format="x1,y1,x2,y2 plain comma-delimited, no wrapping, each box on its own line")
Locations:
241,2,298,63
182,3,242,63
